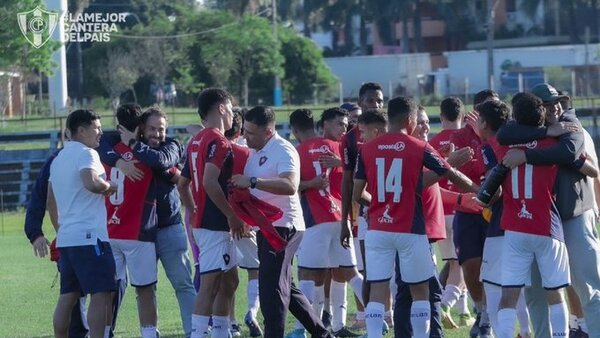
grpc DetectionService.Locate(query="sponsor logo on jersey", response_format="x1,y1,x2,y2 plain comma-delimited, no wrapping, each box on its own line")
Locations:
509,140,538,149
308,145,331,154
207,143,217,159
377,141,405,152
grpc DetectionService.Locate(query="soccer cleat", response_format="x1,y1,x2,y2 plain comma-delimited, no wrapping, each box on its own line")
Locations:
284,328,307,338
244,312,263,337
570,328,590,338
384,315,394,328
230,323,241,337
469,313,481,338
322,311,332,329
479,322,493,338
459,313,476,327
382,320,390,335
332,326,361,337
441,306,459,329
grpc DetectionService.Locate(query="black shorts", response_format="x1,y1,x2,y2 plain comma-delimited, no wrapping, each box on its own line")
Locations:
58,239,117,295
452,212,488,264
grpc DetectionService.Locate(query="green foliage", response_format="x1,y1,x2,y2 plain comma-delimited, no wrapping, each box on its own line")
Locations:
0,0,60,75
279,26,336,104
544,66,572,91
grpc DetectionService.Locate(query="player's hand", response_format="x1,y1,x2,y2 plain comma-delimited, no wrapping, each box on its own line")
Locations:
460,192,484,213
310,176,329,190
547,122,580,137
502,149,526,169
465,111,480,137
117,125,139,147
32,236,50,258
116,158,144,181
447,147,473,168
228,214,250,240
230,175,251,189
437,143,456,158
319,154,342,168
104,181,118,196
340,220,352,249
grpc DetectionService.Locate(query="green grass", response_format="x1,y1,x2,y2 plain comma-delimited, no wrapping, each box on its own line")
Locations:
0,211,471,337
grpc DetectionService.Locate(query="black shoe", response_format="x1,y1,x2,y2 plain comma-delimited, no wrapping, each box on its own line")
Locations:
332,326,361,337
321,311,332,329
244,311,263,337
469,312,481,338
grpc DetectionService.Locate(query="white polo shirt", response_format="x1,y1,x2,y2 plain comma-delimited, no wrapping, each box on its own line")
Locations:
244,132,305,231
50,141,109,247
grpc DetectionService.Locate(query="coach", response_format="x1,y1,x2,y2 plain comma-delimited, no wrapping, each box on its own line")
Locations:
231,106,333,338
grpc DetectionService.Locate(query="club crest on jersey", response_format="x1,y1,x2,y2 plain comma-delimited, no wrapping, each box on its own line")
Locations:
259,156,268,166
377,141,405,152
309,145,331,154
518,200,533,220
378,204,394,224
122,152,134,161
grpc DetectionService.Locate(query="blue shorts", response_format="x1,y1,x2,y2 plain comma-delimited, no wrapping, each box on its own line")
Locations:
452,212,488,264
58,240,117,295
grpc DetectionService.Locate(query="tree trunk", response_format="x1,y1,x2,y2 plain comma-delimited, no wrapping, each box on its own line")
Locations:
345,12,355,54
359,13,368,55
303,0,311,37
413,0,423,52
401,16,410,53
243,76,249,106
567,1,579,43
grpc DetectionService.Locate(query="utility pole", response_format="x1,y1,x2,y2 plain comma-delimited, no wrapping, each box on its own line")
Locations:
272,0,282,106
486,0,498,90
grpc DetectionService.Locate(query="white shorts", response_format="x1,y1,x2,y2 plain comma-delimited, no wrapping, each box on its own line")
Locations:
437,215,457,260
357,216,368,240
235,234,259,270
110,239,157,287
193,228,238,274
353,237,364,271
501,231,570,289
298,222,357,269
365,230,434,283
480,236,503,286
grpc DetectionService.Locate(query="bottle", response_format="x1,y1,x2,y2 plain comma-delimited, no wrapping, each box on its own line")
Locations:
476,164,509,205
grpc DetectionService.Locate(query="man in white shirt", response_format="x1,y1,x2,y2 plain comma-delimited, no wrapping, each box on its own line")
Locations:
48,109,117,338
231,106,333,338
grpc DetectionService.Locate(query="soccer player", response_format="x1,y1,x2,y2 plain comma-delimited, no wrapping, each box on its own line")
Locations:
429,97,474,329
493,93,570,338
48,109,117,338
291,108,363,337
226,108,262,338
102,106,159,338
353,97,477,338
178,88,246,338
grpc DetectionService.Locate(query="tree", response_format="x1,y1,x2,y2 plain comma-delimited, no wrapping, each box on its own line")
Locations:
94,48,139,110
279,26,336,104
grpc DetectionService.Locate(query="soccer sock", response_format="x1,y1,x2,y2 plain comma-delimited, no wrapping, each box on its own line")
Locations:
331,280,347,331
348,275,364,306
479,303,490,326
324,296,332,315
457,290,470,315
296,280,316,330
483,283,502,331
211,315,230,338
569,314,579,329
497,308,517,338
578,318,589,333
191,314,210,338
247,278,260,318
365,302,385,338
355,311,365,321
314,284,325,319
516,290,531,335
441,284,462,309
140,325,157,338
410,300,431,338
549,303,568,338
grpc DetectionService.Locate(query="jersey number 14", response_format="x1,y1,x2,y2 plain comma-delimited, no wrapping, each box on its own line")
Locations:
375,158,403,203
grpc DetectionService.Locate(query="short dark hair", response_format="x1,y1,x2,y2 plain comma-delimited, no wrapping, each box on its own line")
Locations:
357,109,387,127
116,103,142,132
473,89,499,105
359,82,383,99
289,108,314,132
140,106,167,126
476,100,511,132
321,107,349,123
225,108,244,139
513,93,545,127
510,92,529,107
67,109,101,135
245,105,276,127
387,96,418,125
440,97,463,122
197,88,232,120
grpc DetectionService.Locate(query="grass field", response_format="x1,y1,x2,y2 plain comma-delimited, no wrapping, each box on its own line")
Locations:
0,211,472,337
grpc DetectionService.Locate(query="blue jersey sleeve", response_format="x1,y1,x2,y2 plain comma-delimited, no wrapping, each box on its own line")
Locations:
24,151,59,242
354,150,367,180
133,137,182,171
96,132,121,166
481,144,498,171
423,144,449,176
